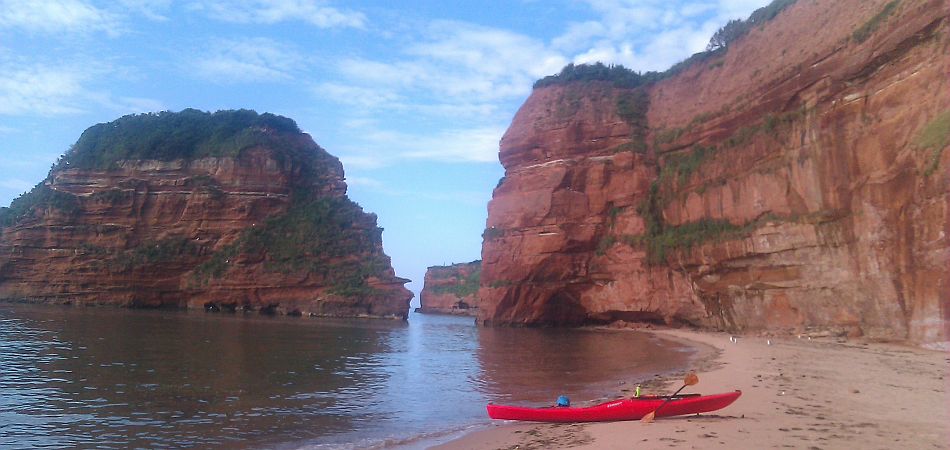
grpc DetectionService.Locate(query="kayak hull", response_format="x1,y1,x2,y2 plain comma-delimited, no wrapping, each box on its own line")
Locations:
486,391,741,423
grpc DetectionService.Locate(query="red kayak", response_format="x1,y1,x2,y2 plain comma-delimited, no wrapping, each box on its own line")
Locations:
487,391,741,423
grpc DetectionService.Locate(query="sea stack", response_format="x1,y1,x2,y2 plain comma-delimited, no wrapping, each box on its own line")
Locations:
418,261,481,315
478,0,949,347
0,109,412,319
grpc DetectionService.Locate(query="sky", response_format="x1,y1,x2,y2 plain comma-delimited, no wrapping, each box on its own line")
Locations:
0,0,769,305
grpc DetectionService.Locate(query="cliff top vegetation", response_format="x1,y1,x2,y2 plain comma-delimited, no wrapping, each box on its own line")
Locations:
533,62,647,89
57,109,329,170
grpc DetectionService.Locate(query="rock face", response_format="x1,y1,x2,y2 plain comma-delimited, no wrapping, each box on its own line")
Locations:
418,261,481,315
0,110,412,319
479,0,950,348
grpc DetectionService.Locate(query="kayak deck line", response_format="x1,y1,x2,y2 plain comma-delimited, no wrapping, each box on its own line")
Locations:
487,390,741,423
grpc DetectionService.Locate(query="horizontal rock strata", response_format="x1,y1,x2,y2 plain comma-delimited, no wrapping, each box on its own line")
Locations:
418,261,481,315
478,0,949,348
0,110,412,319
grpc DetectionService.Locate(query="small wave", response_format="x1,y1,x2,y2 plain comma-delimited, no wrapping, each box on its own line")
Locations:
291,422,487,450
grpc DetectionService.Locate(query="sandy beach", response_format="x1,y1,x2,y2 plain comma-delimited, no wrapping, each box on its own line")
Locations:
433,328,949,449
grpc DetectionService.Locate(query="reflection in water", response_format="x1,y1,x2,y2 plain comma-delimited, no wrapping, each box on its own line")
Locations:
0,304,693,449
476,326,695,404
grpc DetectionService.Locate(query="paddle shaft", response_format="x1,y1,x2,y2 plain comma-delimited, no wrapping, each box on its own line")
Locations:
649,384,689,417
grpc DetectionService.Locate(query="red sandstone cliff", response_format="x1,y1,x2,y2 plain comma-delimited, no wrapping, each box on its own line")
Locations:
418,261,481,315
479,0,949,348
0,110,412,319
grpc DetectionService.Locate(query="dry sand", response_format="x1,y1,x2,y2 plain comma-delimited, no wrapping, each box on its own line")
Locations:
432,328,949,449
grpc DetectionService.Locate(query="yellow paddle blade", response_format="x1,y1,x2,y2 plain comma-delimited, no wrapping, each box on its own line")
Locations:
641,411,656,423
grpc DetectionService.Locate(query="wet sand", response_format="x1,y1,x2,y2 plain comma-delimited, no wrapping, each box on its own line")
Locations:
433,328,949,449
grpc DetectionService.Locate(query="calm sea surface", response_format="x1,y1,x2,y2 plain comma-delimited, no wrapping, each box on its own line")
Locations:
0,303,696,449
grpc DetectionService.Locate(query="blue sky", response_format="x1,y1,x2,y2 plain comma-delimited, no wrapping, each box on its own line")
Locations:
0,0,767,304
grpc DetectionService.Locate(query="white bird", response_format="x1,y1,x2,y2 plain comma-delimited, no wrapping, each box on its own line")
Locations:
767,339,772,345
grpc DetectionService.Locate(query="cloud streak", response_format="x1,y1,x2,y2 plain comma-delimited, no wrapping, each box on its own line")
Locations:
558,0,766,70
336,124,504,172
188,0,365,28
193,38,304,83
0,64,87,115
325,20,568,112
0,0,120,35
0,60,163,117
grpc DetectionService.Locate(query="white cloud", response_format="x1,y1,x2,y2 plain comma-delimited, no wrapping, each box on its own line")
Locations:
0,65,87,115
405,21,567,97
339,124,504,167
340,173,488,206
554,0,766,72
322,20,567,121
551,21,607,54
0,61,163,117
118,0,172,21
314,82,404,110
401,126,505,164
0,0,120,34
194,38,304,83
188,0,365,28
337,58,422,88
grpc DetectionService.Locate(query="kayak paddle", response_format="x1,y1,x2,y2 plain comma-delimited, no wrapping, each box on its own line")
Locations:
641,372,699,423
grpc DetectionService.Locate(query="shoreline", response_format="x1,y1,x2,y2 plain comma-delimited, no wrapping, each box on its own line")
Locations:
432,327,949,449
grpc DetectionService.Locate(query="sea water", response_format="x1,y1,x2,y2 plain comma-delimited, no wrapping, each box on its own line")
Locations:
0,303,696,449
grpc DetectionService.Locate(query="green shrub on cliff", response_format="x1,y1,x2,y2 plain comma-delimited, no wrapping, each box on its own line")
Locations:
429,264,482,298
534,62,645,89
630,180,756,264
615,90,650,153
659,145,717,186
852,0,900,44
113,238,201,272
916,110,950,176
58,109,331,172
192,195,389,296
642,219,749,264
0,183,79,227
242,196,382,266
